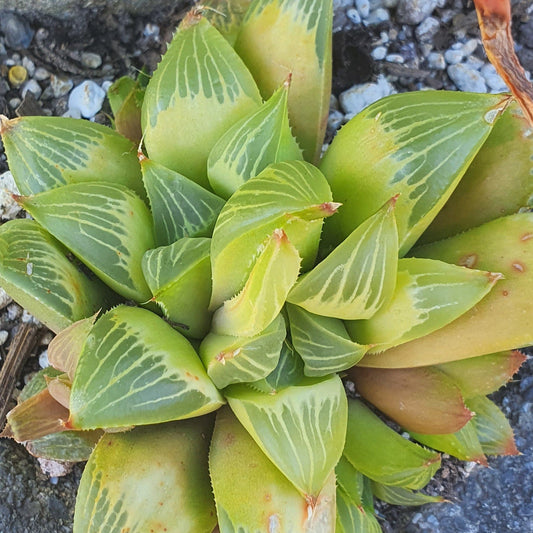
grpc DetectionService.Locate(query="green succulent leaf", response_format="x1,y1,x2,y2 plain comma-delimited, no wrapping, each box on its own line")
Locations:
47,314,98,381
70,306,224,430
287,197,398,319
210,160,334,309
335,455,373,510
347,257,500,353
0,219,114,333
74,419,217,533
320,91,509,255
141,13,261,189
287,304,369,376
409,422,487,465
18,182,155,303
343,399,441,490
349,366,473,435
422,101,533,243
142,238,212,339
370,482,444,506
212,228,301,337
235,0,332,162
360,213,533,367
467,395,519,456
0,116,145,199
225,374,347,498
26,430,103,463
141,158,225,246
210,407,336,532
207,83,302,199
107,75,144,144
435,350,526,399
18,367,63,403
199,313,286,389
336,486,382,533
202,0,252,45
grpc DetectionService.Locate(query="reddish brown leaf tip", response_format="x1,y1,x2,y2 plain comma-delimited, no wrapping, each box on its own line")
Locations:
284,72,293,89
0,423,14,439
487,271,504,284
0,114,13,136
181,7,205,29
11,194,25,205
321,201,342,216
503,436,520,456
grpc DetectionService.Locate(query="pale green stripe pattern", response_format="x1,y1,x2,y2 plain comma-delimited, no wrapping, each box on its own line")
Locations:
287,198,398,320
287,304,368,376
210,160,332,308
336,487,382,533
370,482,443,506
21,182,154,302
0,219,111,333
226,375,347,497
142,159,224,246
70,306,224,429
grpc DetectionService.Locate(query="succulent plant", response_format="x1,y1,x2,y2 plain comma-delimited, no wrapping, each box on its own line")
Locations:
0,0,532,531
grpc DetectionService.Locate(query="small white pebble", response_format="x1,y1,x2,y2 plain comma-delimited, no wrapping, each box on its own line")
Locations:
444,48,464,65
62,107,82,119
40,331,55,346
427,52,446,70
21,79,42,99
33,67,50,81
21,56,35,77
346,8,362,25
355,0,370,18
22,309,40,326
68,80,106,118
462,38,480,55
39,349,50,369
8,97,21,109
7,303,22,321
80,52,102,70
385,53,404,63
0,288,12,310
372,46,388,60
101,80,113,93
0,330,9,346
0,170,22,221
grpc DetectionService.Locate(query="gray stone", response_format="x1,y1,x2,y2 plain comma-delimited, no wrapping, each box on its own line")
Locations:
21,79,42,100
396,0,438,25
21,55,35,77
355,0,370,18
365,8,390,25
0,171,22,221
68,80,106,118
463,55,485,71
346,8,362,25
0,330,8,346
427,51,446,70
80,52,102,69
415,16,440,43
462,38,480,56
327,109,344,133
0,12,34,49
444,48,464,65
33,67,50,81
480,64,508,92
448,63,487,93
385,53,404,63
371,46,388,60
50,75,73,98
339,75,395,118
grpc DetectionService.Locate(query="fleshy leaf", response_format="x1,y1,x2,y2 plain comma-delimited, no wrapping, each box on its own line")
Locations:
141,13,261,189
211,229,301,337
336,486,382,533
209,407,336,532
349,366,473,434
467,395,519,456
202,0,252,45
74,419,217,533
0,115,145,199
320,91,509,255
421,102,533,243
287,197,398,319
409,422,487,466
142,238,212,339
199,313,285,389
235,0,332,162
370,482,444,506
48,314,98,381
347,257,500,353
26,430,103,462
359,213,533,367
210,160,334,309
343,399,441,490
3,388,69,442
287,304,369,376
18,367,63,403
141,158,225,246
207,83,302,198
435,350,526,398
225,374,347,498
70,306,224,430
0,219,114,333
18,182,155,303
107,75,144,143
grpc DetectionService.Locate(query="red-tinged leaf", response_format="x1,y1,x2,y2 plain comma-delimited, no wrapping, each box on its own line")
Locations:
45,374,71,409
474,0,533,125
2,388,70,442
349,366,473,434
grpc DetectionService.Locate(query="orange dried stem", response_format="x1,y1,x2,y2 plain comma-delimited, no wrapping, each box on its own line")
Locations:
474,0,533,126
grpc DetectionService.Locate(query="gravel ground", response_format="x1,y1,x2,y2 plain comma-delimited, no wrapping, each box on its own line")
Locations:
0,0,532,532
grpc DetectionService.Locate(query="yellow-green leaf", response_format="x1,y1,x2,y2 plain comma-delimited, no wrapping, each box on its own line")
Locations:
287,197,398,319
212,229,301,337
235,0,332,162
347,257,500,353
210,160,334,309
208,83,302,198
320,91,509,255
202,0,252,45
142,238,212,339
70,306,224,429
287,303,369,376
18,183,154,303
74,419,217,533
226,374,347,498
370,482,444,506
142,13,261,188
